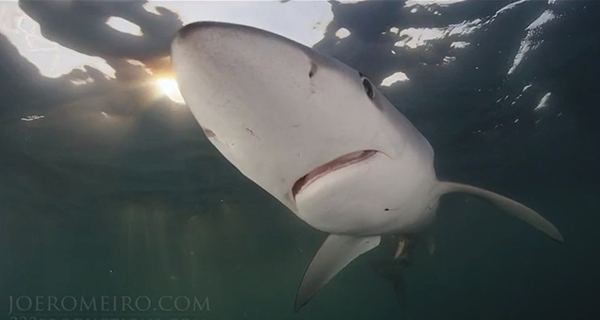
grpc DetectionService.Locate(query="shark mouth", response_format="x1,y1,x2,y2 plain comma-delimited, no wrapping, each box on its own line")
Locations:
291,150,378,199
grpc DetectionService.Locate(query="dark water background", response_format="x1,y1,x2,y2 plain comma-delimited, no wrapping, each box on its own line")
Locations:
1,1,598,319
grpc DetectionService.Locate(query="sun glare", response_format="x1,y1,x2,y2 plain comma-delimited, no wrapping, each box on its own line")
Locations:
155,78,185,104
106,17,143,36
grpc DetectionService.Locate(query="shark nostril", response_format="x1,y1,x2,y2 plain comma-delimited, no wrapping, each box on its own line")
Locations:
309,61,317,78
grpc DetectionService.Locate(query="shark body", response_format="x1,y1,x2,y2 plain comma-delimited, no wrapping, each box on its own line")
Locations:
170,22,563,311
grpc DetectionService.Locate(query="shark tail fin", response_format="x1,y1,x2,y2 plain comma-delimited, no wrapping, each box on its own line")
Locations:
435,181,564,243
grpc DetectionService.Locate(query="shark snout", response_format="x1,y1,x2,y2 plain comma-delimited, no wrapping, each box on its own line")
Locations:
173,21,292,63
176,21,240,43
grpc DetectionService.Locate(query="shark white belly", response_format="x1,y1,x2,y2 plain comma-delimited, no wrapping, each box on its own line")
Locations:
170,21,563,311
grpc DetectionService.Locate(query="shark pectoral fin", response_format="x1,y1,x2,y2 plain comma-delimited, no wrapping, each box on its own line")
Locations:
394,239,407,259
295,234,381,312
437,182,564,243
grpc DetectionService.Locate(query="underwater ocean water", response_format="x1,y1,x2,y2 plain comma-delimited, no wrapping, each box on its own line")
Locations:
0,0,598,319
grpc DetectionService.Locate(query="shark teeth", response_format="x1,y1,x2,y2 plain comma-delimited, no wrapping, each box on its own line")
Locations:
292,150,378,199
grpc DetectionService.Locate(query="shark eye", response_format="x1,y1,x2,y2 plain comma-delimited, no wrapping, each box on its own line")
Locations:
360,73,375,99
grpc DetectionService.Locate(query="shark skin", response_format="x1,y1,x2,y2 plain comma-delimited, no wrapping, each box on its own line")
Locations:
170,21,563,312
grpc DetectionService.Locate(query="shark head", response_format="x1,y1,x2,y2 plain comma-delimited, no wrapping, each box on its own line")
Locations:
171,21,562,312
172,22,438,236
